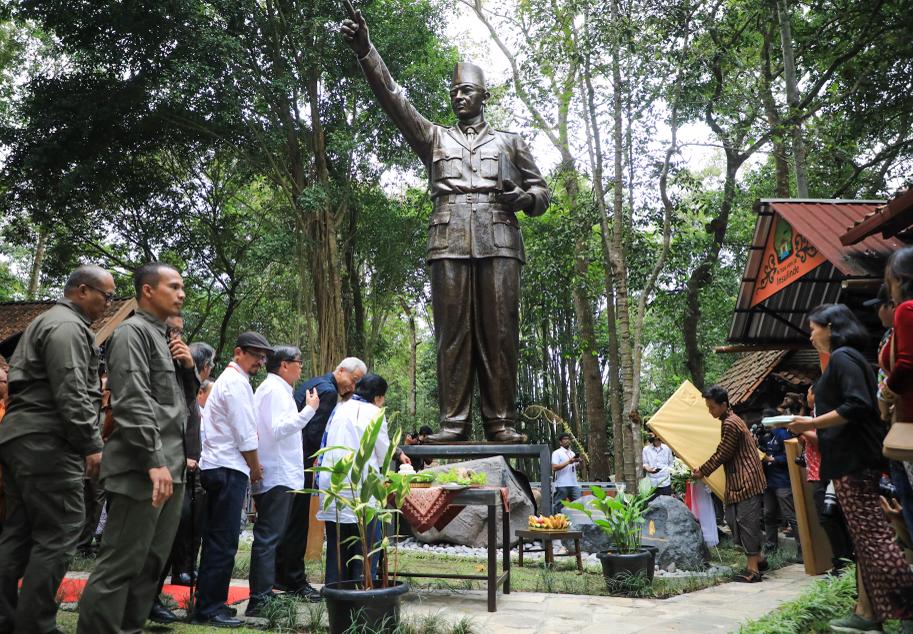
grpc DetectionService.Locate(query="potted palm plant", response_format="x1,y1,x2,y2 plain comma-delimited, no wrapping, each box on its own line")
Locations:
564,479,655,587
306,408,413,634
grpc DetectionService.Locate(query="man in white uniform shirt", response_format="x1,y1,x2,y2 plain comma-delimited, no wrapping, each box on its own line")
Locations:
642,433,674,498
552,433,582,511
193,331,272,627
246,347,320,615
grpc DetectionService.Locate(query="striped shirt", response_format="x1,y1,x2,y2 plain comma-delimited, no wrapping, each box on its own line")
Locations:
699,410,766,504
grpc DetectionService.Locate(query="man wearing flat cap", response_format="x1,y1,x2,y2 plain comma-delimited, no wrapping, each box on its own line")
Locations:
79,263,199,633
341,2,550,443
191,331,272,627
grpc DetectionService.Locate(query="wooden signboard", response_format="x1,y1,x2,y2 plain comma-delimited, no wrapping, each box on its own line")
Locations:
751,214,827,307
785,438,833,575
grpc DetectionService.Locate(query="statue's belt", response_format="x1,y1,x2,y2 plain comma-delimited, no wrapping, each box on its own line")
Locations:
433,192,505,205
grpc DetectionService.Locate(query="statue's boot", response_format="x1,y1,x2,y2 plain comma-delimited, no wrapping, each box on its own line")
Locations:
485,420,527,443
425,422,469,444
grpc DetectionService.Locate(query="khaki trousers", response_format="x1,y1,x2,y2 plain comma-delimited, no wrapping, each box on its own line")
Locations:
77,485,184,634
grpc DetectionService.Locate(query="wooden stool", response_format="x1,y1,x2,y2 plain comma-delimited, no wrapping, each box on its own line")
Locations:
515,529,584,572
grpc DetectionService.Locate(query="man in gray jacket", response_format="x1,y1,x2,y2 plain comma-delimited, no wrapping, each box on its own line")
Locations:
0,265,114,634
78,263,198,634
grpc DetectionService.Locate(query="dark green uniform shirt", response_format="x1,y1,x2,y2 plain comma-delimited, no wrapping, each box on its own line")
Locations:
101,308,197,500
0,299,103,456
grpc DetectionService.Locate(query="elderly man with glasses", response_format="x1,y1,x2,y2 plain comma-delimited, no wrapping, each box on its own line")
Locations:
192,331,273,627
245,346,319,616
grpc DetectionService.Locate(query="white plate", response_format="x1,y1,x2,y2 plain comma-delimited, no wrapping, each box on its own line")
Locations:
761,415,795,427
440,483,469,490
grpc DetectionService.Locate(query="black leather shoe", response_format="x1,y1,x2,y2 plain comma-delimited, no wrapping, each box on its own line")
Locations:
149,599,179,624
170,571,194,586
218,604,238,617
191,612,242,628
288,582,322,603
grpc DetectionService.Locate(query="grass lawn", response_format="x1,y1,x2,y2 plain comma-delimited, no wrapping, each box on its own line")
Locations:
739,565,907,633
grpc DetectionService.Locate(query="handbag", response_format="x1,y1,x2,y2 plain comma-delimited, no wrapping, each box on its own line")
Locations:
882,333,913,461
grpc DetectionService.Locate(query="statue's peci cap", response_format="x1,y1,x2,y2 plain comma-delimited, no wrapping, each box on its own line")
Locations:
452,62,486,89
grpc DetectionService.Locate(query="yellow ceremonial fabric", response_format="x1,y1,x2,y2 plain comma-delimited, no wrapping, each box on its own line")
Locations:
646,380,728,500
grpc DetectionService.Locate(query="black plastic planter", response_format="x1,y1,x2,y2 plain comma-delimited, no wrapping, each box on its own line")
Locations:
596,549,653,587
321,580,410,634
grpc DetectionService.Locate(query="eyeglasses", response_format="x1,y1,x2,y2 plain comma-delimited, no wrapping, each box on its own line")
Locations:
242,348,268,361
83,284,115,304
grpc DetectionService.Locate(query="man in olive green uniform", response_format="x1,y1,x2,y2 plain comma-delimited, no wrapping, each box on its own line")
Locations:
341,4,550,442
77,263,198,634
0,265,114,634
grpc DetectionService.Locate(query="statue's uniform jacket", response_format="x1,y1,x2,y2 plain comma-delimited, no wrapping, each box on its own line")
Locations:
358,46,550,435
358,46,550,262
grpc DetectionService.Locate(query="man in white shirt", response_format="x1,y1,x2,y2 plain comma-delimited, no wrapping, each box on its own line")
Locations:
552,433,582,511
642,433,674,498
246,347,319,616
193,331,272,627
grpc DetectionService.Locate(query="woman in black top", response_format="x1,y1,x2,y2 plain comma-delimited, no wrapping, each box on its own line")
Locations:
789,304,913,631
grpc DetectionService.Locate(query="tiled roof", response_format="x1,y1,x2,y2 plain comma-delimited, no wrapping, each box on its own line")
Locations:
0,298,135,358
841,187,913,245
728,199,901,345
719,349,788,406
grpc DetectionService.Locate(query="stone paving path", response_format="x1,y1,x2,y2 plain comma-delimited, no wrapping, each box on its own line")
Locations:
398,564,814,634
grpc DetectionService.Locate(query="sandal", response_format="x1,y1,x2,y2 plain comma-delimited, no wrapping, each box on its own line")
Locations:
731,571,763,583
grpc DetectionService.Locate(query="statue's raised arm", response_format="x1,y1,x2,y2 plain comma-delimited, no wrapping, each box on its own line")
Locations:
339,0,435,163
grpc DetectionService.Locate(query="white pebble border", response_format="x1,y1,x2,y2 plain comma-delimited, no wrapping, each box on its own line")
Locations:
394,537,732,578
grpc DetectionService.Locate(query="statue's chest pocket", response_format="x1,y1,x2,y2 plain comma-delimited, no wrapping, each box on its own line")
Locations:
432,149,462,180
479,150,500,179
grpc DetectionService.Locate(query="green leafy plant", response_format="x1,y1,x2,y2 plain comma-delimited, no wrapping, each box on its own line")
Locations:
564,479,655,554
305,408,412,590
432,468,487,486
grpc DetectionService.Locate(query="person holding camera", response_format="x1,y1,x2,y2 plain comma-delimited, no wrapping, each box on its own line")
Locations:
552,433,582,511
759,406,799,559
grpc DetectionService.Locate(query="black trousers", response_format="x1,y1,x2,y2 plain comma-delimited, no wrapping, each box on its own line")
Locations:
196,468,248,619
811,480,854,566
156,469,205,594
430,257,520,436
275,470,313,590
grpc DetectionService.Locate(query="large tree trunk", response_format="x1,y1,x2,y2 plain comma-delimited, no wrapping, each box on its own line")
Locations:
27,226,47,299
563,165,611,481
343,197,366,357
761,20,791,197
400,298,418,418
304,72,347,372
683,159,740,388
775,0,809,197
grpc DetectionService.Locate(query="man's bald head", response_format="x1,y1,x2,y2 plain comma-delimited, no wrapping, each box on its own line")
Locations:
63,265,113,297
62,265,116,322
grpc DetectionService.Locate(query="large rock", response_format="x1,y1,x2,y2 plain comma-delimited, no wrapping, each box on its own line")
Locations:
411,456,535,548
560,495,709,572
642,495,709,571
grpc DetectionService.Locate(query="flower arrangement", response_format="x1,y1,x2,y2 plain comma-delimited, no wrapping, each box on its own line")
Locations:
669,458,692,496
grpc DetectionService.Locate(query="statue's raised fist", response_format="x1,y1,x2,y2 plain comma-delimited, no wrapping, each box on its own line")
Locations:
340,0,370,57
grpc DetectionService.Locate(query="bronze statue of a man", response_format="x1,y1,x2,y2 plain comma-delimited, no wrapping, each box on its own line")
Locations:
342,2,550,443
